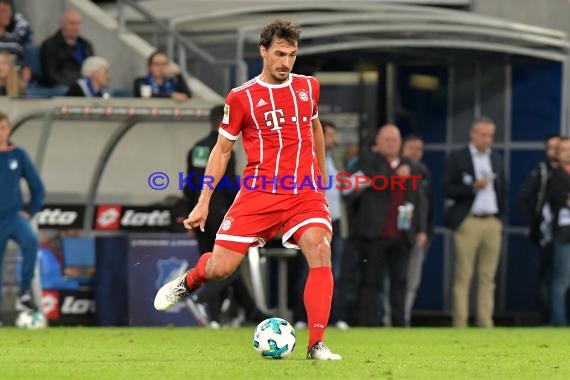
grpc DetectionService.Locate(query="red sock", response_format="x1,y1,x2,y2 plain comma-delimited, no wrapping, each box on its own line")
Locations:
185,252,211,290
304,266,333,349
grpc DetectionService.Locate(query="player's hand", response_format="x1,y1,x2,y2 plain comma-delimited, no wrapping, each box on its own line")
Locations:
183,203,209,232
19,211,31,220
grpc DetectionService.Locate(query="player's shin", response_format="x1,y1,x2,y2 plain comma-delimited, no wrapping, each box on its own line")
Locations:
185,252,212,290
304,266,333,349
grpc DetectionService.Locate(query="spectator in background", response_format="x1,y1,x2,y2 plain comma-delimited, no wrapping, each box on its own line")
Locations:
401,134,433,326
0,0,21,62
517,134,561,324
6,4,32,45
133,51,191,101
0,112,45,317
322,120,347,280
0,51,25,96
352,125,428,327
40,9,94,88
546,138,570,327
444,117,505,328
0,0,30,85
65,56,110,98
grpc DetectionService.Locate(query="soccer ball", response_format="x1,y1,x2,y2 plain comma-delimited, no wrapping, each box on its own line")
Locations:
253,317,296,359
15,311,48,329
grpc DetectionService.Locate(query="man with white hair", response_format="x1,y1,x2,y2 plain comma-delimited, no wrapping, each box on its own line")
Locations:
40,9,94,87
65,56,110,97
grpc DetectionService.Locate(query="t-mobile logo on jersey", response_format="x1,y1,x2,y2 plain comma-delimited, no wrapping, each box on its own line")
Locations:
264,109,285,131
263,108,311,130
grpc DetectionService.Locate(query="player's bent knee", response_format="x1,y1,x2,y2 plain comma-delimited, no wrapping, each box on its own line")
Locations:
209,264,234,280
306,237,332,267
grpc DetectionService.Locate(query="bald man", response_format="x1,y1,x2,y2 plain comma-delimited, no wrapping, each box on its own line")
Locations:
40,9,94,87
351,124,428,327
444,117,505,327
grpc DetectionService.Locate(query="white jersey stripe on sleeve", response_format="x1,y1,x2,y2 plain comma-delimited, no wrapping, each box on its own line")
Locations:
219,128,239,141
306,78,318,192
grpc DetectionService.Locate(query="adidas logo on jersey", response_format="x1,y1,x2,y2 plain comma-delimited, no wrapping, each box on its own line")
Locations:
256,98,268,107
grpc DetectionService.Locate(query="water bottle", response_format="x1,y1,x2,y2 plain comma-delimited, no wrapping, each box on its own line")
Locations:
397,203,414,231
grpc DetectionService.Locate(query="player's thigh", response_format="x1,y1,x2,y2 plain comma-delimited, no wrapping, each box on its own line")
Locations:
282,191,332,251
215,190,283,252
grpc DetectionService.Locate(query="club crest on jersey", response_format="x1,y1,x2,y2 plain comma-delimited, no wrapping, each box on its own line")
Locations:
297,90,309,102
221,217,233,231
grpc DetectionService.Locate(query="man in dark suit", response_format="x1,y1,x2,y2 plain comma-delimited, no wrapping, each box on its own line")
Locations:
517,134,560,323
40,10,94,87
352,124,428,327
444,116,505,327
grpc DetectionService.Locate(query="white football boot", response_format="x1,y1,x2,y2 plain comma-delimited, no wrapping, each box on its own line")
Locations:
154,270,194,311
307,342,343,360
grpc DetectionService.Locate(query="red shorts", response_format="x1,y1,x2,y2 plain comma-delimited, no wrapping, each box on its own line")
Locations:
215,190,332,254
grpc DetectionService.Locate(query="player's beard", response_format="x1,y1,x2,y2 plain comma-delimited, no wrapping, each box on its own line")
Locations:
271,67,290,83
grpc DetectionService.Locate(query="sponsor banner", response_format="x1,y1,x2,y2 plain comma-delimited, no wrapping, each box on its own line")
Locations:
41,289,96,326
36,205,84,229
94,205,172,232
37,204,175,232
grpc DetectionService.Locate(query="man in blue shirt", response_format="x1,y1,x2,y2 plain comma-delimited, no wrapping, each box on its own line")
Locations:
0,112,45,314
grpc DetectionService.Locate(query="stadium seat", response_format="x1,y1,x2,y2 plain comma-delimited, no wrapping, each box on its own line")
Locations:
61,237,95,286
15,248,80,290
23,43,42,82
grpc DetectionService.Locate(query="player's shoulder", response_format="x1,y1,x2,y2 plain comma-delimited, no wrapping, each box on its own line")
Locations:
291,73,318,82
229,77,258,94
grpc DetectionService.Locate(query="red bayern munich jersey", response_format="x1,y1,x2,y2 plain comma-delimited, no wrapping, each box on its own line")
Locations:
219,74,322,194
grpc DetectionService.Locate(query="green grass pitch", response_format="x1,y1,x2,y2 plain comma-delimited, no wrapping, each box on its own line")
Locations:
0,327,569,379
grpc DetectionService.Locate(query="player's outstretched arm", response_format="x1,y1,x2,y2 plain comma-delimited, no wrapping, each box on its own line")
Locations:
312,118,327,185
184,135,235,231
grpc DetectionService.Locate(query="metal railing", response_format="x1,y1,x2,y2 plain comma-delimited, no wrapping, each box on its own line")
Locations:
115,0,236,95
12,104,212,234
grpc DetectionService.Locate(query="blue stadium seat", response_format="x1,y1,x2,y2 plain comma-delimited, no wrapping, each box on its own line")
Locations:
23,43,43,83
16,249,80,290
62,237,95,286
26,85,68,98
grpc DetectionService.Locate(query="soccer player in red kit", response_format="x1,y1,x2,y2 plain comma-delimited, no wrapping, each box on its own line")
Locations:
154,19,341,360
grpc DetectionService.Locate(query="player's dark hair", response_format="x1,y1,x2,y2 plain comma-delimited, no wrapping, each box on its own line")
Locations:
259,19,300,49
147,50,168,67
209,104,225,130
